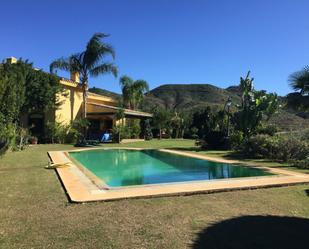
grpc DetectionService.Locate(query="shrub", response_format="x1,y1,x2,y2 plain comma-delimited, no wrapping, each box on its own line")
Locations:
190,127,199,140
143,119,153,140
130,119,141,139
199,131,230,150
242,134,309,162
290,159,309,169
300,129,309,142
0,123,17,155
229,130,244,149
112,125,129,142
45,121,68,144
257,124,278,136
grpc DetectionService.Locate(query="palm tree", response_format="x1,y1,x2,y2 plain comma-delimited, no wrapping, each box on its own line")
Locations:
119,75,149,110
287,66,309,110
289,66,309,95
50,33,117,118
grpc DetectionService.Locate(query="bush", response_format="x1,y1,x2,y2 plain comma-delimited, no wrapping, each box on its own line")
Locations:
44,119,89,144
229,130,244,149
299,129,309,142
199,131,230,150
0,123,31,154
130,119,141,139
0,123,17,155
290,159,309,169
242,134,309,162
142,119,153,140
45,121,69,144
112,125,130,142
257,124,278,136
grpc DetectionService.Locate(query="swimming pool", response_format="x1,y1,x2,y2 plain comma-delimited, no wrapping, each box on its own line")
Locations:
68,149,273,188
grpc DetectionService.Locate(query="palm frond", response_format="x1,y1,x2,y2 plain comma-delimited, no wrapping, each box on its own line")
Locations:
90,63,118,77
133,80,149,92
69,53,83,72
289,66,309,95
49,58,70,73
84,33,116,69
119,75,134,89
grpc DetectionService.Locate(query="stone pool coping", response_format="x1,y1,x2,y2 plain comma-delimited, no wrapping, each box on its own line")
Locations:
47,147,309,202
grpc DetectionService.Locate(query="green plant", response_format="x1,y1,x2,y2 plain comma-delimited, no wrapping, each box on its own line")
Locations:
257,124,278,136
290,159,309,169
0,59,64,153
242,134,309,163
45,121,68,144
129,119,141,139
112,125,130,142
229,130,244,149
119,75,149,110
190,127,199,139
232,71,278,138
143,119,153,140
151,107,172,139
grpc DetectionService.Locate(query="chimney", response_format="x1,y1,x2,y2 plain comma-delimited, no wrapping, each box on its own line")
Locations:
70,71,80,83
6,57,17,64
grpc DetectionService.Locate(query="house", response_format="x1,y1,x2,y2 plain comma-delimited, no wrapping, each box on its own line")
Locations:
5,57,152,140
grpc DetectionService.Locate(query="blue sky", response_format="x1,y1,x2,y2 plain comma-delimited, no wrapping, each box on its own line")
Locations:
1,0,309,96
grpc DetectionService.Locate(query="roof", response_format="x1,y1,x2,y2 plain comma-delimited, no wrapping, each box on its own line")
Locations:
87,102,153,118
59,78,118,103
87,92,117,103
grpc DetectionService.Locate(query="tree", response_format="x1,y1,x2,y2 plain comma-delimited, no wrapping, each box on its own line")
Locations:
0,61,26,124
142,119,153,140
119,75,149,110
289,66,309,95
152,107,171,139
287,66,309,110
0,59,63,151
50,33,117,118
191,107,229,149
190,107,213,139
232,71,278,138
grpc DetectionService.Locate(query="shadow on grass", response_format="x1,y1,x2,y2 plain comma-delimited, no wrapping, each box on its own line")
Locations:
191,215,309,249
166,147,203,152
305,189,309,197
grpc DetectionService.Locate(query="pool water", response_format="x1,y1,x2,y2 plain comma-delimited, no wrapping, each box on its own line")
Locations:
69,149,273,187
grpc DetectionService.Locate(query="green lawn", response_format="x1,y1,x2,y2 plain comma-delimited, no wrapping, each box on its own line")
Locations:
1,139,309,248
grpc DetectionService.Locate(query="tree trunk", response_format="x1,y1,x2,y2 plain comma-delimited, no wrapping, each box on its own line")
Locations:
83,82,88,119
159,127,162,140
82,80,88,138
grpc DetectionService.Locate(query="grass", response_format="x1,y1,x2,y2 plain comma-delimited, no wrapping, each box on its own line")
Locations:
1,139,309,248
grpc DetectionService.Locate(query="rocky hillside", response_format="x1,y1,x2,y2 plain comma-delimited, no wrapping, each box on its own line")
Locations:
90,83,309,131
144,84,241,111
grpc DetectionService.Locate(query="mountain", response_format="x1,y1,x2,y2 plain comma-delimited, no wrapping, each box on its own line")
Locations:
89,84,309,131
144,84,241,111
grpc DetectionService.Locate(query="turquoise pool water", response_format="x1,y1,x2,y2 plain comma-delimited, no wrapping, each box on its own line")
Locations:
69,149,273,187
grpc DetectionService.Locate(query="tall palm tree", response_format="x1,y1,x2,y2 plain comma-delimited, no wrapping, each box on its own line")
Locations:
50,33,117,118
119,75,149,110
289,66,309,95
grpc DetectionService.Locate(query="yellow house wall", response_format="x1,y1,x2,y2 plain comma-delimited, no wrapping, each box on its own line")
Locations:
52,79,120,125
55,85,83,124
